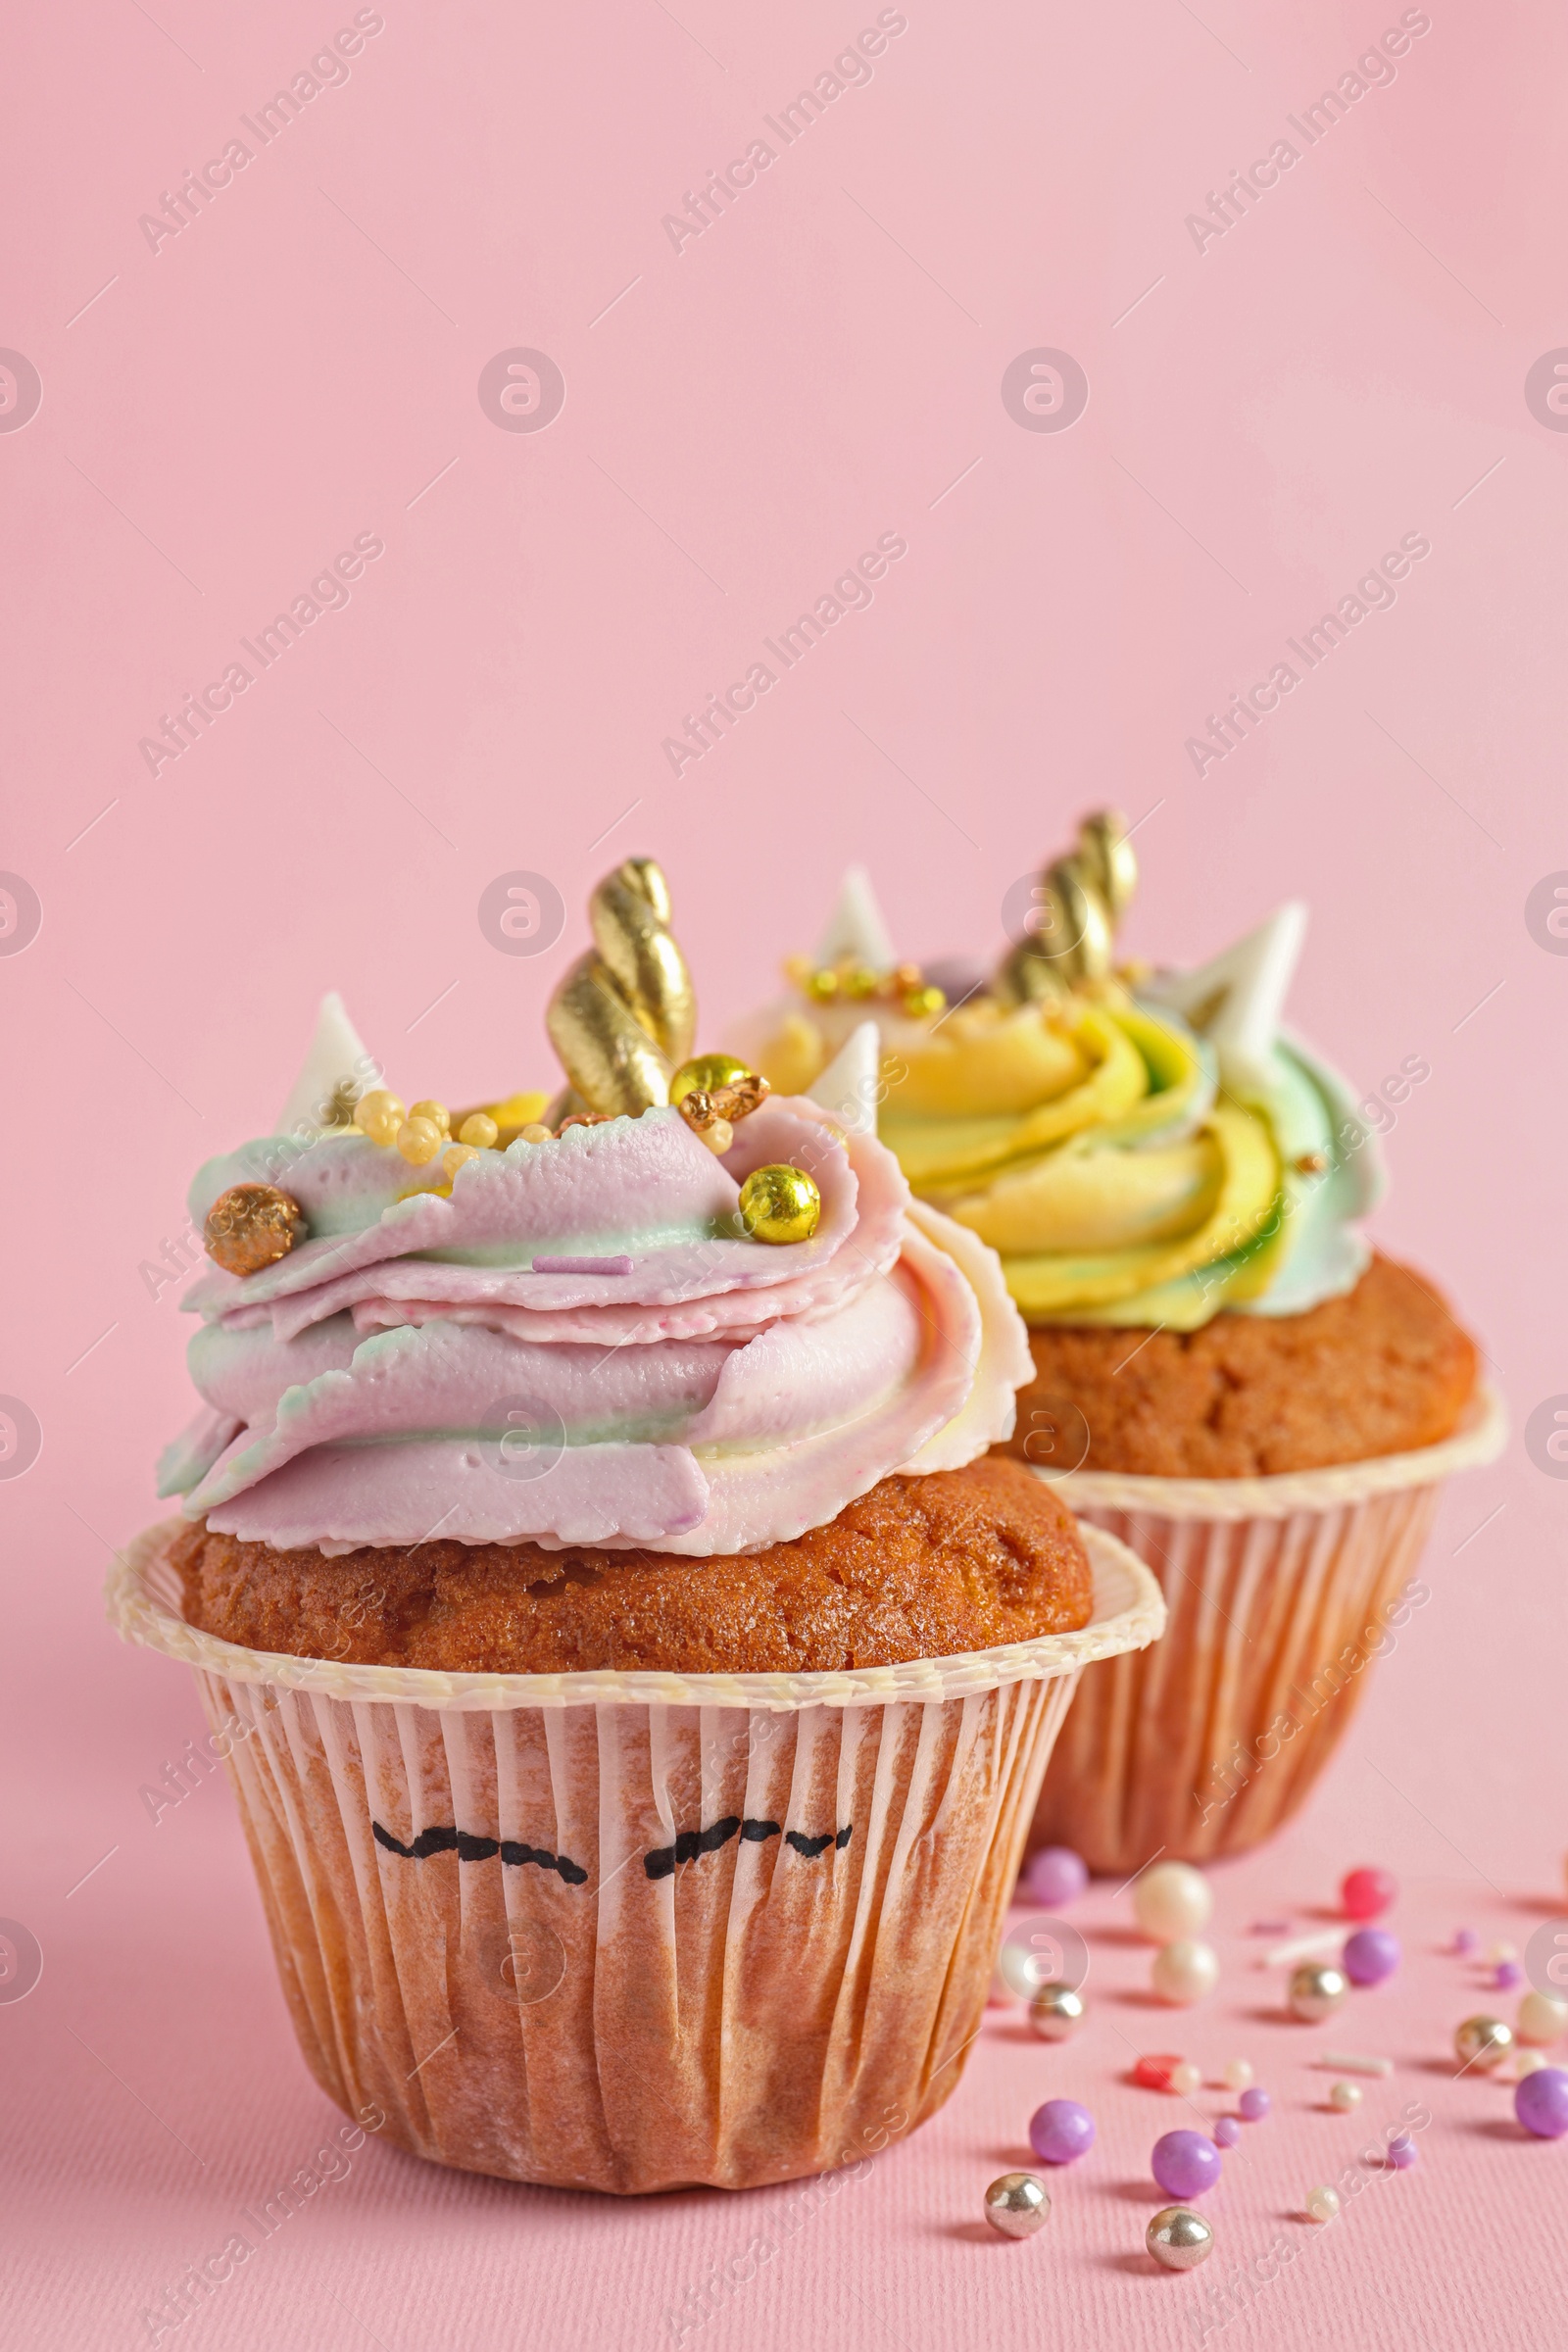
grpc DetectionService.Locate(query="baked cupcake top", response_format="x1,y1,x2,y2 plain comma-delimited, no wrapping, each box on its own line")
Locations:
728,815,1384,1332
158,860,1030,1558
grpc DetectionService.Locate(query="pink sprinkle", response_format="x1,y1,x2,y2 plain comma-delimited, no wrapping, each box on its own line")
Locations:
530,1255,634,1275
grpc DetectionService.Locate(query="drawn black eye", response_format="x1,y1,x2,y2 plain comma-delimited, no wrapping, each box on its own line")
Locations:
643,1817,853,1882
372,1821,587,1886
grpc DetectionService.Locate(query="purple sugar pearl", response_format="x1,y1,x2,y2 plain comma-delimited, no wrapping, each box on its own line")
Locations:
1152,2129,1222,2200
1024,1845,1089,1909
1495,1959,1523,1990
1029,2098,1096,2165
1343,1928,1400,1986
1238,2086,1271,2123
1214,2116,1242,2149
1515,2067,1568,2140
1453,1928,1478,1954
1387,2132,1418,2169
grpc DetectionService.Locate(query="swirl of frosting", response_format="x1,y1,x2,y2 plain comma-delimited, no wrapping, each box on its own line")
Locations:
727,854,1383,1333
158,1054,1030,1556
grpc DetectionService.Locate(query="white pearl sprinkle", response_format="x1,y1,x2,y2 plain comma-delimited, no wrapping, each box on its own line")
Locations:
1222,2058,1253,2091
1518,1990,1568,2046
1305,2185,1341,2224
1329,2081,1362,2111
1170,2060,1201,2097
1134,1861,1213,1942
1152,1938,1220,2006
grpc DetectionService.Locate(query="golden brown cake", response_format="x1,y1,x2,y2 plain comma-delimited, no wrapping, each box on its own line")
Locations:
172,1459,1092,1674
1004,1254,1476,1479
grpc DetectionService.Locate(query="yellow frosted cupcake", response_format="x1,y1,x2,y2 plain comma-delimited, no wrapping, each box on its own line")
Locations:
729,817,1502,1869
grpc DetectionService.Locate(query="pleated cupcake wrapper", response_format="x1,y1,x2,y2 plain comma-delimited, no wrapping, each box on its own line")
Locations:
1030,1385,1506,1873
109,1520,1162,2194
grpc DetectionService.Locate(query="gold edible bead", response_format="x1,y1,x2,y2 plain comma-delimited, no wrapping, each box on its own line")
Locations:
698,1117,734,1155
458,1112,499,1149
519,1123,554,1144
1454,2016,1513,2071
408,1099,451,1137
396,1116,444,1166
903,985,947,1017
442,1144,481,1178
843,966,878,999
355,1090,405,1148
738,1162,821,1245
806,969,839,1001
669,1054,753,1105
204,1184,307,1276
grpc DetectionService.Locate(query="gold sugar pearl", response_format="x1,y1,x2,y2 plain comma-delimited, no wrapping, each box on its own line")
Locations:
355,1090,406,1148
204,1184,307,1276
458,1111,499,1150
806,969,839,1002
698,1117,734,1155
903,985,947,1018
669,1054,755,1105
738,1162,821,1245
442,1144,481,1178
887,961,923,995
396,1116,444,1166
519,1123,554,1144
408,1099,451,1138
843,966,878,1000
670,1057,769,1137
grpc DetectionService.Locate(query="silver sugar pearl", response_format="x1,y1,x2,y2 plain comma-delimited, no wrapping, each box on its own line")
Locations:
1028,1984,1087,2041
1288,1961,1348,2023
1454,2015,1513,2072
1148,2205,1214,2271
984,2171,1052,2238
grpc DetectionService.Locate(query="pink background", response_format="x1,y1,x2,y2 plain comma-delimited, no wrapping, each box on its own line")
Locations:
3,0,1565,2343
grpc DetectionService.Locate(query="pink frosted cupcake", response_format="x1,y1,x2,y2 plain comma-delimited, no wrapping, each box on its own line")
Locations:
112,859,1161,2191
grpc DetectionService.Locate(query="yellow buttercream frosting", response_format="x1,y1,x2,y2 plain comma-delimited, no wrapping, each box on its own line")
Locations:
868,988,1280,1325
729,840,1378,1334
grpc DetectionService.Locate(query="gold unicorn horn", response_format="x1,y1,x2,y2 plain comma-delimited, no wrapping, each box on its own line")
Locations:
546,858,698,1117
996,808,1137,1003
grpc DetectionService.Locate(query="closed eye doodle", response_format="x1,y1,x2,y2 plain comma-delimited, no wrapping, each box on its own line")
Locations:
371,1822,587,1886
644,1817,853,1882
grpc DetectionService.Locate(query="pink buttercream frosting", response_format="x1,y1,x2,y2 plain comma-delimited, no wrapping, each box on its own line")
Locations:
160,1099,1031,1556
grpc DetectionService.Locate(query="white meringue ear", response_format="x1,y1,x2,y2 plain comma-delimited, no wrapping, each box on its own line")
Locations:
813,866,896,973
1146,904,1307,1100
272,991,381,1137
807,1020,881,1138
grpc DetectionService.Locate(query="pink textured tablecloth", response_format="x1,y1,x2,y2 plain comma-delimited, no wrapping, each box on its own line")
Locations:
3,0,1564,2344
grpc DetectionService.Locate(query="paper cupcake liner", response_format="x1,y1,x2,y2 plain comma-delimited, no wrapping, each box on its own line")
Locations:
1028,1386,1506,1873
109,1519,1162,2194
